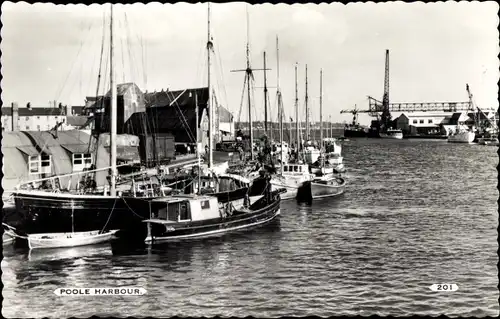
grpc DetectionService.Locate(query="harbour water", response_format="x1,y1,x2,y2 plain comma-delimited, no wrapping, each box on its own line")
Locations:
2,138,498,317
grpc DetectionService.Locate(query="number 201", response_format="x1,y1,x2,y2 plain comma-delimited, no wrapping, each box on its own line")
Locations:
437,284,453,290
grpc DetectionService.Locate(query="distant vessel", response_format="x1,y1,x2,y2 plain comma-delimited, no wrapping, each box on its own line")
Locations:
379,128,403,139
448,127,475,144
477,137,499,146
342,105,367,137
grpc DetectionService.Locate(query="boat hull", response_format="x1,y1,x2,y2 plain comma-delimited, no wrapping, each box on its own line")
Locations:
12,191,151,237
28,230,119,250
477,137,499,146
344,128,367,138
144,193,281,243
297,177,346,201
448,131,475,144
270,175,310,200
379,131,403,139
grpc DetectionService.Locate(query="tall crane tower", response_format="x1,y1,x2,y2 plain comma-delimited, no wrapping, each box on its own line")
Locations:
380,49,391,130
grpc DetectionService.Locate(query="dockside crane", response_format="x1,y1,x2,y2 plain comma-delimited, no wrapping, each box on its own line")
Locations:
341,49,473,117
380,49,391,130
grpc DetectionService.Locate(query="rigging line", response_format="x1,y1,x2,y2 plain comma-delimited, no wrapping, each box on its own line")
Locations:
214,38,230,113
236,74,247,126
167,90,196,143
124,12,140,85
54,18,96,103
119,16,126,83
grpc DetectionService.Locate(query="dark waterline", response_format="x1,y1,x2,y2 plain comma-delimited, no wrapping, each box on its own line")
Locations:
2,138,498,317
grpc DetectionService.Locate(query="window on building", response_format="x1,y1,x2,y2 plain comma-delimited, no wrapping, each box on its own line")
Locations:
428,119,433,124
413,120,418,124
29,154,52,175
419,120,424,124
29,156,39,174
72,153,93,172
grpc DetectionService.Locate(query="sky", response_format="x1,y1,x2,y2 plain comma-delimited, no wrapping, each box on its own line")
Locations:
1,1,498,126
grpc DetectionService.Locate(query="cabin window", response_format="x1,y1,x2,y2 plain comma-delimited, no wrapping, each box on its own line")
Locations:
29,154,51,175
299,166,302,172
294,166,298,172
72,153,93,172
419,120,424,124
283,166,288,172
179,203,191,221
413,120,418,124
201,200,210,210
428,119,433,124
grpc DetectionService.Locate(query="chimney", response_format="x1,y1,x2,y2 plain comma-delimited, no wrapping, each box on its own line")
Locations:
11,102,19,131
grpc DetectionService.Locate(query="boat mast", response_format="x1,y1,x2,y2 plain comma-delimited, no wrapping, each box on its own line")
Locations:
263,51,268,136
109,4,117,197
277,36,283,172
329,115,332,138
207,2,214,169
295,63,299,152
305,64,309,141
320,69,323,150
246,8,254,161
195,93,201,193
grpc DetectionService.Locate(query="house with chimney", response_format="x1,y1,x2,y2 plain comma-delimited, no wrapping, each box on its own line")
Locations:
1,101,88,132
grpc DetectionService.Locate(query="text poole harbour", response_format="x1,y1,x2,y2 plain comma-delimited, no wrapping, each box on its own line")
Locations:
54,288,147,296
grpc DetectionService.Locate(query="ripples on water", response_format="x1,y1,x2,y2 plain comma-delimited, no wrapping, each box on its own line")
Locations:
2,138,498,318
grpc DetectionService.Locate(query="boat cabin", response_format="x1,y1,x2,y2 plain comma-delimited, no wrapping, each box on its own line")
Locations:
281,163,310,176
148,195,220,223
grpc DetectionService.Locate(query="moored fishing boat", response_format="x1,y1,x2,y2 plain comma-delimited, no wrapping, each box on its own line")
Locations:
379,128,403,139
308,175,346,200
143,181,283,243
271,163,312,200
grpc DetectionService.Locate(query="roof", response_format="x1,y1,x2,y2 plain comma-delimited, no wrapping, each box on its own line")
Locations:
144,88,209,108
145,87,233,122
66,115,90,127
1,107,66,117
1,131,37,148
104,82,141,98
1,105,85,117
399,112,457,118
